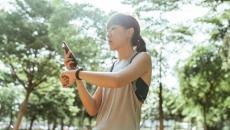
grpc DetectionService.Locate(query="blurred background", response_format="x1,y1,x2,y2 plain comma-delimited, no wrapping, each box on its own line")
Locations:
0,0,229,130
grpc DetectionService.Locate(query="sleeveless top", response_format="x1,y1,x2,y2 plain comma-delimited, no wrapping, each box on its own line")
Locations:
93,51,149,130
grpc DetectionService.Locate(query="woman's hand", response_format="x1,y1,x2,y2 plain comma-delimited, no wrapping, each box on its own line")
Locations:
60,70,76,87
64,51,77,70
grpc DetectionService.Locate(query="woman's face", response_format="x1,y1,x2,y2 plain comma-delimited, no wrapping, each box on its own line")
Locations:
107,25,132,51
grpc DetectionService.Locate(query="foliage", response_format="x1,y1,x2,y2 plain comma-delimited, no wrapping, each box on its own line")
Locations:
0,0,108,128
27,84,79,127
177,45,230,128
0,87,18,121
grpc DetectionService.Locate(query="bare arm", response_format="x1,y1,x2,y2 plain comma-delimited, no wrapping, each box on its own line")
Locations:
79,52,151,88
76,80,102,116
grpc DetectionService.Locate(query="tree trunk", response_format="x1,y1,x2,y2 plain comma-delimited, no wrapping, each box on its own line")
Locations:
52,120,57,130
13,92,31,130
189,119,192,130
68,117,73,128
61,118,64,130
79,107,85,129
7,107,14,130
159,50,164,130
48,120,51,130
140,119,145,128
202,105,207,130
159,82,164,130
28,117,35,130
88,117,92,130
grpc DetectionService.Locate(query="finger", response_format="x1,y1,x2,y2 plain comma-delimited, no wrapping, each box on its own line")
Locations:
67,61,74,65
60,76,66,87
64,59,74,67
61,75,69,82
64,52,69,59
63,83,69,88
64,51,72,59
64,48,69,57
61,76,70,87
67,51,72,57
66,61,76,68
66,66,71,70
64,58,73,63
65,61,74,69
64,49,67,55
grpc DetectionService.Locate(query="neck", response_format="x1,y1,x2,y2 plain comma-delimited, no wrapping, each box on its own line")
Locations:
116,45,135,61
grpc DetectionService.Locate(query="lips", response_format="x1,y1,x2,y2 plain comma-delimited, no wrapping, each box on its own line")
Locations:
108,40,112,44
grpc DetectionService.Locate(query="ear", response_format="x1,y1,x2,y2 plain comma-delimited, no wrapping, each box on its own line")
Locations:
127,28,134,38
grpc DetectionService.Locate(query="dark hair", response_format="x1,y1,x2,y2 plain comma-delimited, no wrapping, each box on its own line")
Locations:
107,13,147,52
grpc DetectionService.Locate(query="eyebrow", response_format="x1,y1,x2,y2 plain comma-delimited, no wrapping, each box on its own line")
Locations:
107,25,119,30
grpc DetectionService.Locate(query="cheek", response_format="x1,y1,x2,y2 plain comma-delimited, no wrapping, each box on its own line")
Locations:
115,30,128,41
109,30,129,49
117,33,129,45
112,36,124,48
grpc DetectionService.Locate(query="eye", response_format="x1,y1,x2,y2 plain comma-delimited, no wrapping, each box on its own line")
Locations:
107,26,117,32
111,27,116,30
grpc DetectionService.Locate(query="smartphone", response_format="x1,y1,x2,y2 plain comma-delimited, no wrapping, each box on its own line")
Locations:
62,41,78,68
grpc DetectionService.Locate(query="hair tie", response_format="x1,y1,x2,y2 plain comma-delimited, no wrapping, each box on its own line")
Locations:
137,40,141,46
137,35,141,44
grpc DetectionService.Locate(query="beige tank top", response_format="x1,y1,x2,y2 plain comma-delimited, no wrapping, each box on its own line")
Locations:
93,52,142,130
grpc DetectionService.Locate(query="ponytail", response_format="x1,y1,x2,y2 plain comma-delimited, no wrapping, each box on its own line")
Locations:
132,34,147,52
136,36,146,52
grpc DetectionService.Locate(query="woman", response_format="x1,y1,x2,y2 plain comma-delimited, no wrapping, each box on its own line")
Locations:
60,13,152,130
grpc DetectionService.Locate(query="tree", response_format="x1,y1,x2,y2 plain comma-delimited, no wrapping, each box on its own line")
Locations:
190,1,230,128
0,0,60,129
24,76,79,130
0,0,109,129
0,86,18,129
177,45,230,130
194,0,230,69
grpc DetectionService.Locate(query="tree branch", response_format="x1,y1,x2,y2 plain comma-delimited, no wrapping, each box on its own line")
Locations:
34,78,47,88
9,63,26,89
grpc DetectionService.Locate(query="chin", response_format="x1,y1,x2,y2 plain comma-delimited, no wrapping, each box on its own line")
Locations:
109,47,116,51
108,45,116,50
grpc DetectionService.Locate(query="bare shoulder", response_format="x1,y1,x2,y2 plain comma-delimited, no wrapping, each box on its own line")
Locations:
140,52,151,60
133,52,152,85
133,52,152,64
